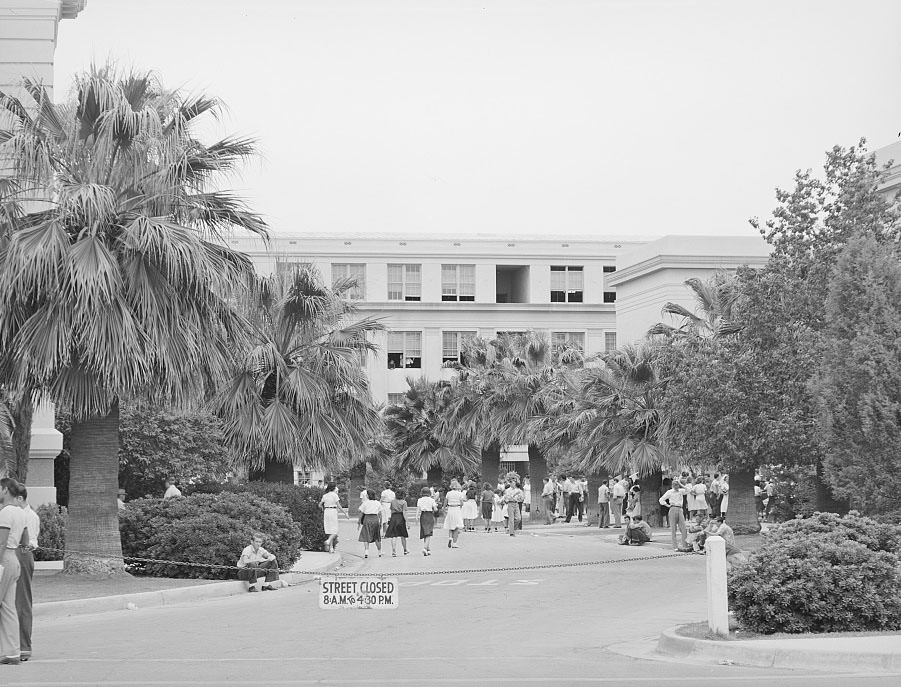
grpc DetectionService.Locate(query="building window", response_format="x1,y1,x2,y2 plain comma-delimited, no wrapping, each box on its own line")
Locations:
550,266,583,302
551,332,585,351
332,263,366,300
442,331,477,364
603,291,617,303
387,393,406,406
441,264,476,302
294,470,314,487
276,260,311,277
387,264,422,301
605,332,617,351
388,331,422,368
603,265,616,273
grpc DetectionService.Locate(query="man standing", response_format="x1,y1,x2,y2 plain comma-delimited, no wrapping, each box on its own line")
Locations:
541,477,556,525
565,477,584,523
561,475,572,520
597,479,611,528
503,481,524,536
15,487,38,662
659,479,689,551
610,477,626,528
708,473,722,517
163,478,182,499
0,478,26,664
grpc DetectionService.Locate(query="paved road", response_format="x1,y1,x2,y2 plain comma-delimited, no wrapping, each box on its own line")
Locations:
6,520,900,686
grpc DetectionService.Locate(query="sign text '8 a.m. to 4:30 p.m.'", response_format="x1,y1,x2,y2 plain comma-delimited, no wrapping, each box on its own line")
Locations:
319,577,399,609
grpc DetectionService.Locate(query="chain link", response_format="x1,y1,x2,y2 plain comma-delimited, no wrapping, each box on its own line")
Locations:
36,546,694,578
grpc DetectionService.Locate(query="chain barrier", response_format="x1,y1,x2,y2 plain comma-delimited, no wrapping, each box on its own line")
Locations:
36,545,695,578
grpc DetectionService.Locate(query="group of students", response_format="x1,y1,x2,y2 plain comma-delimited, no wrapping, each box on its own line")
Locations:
319,478,530,559
0,477,40,666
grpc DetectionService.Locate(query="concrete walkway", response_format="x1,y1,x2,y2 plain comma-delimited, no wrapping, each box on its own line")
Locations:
34,551,342,620
654,624,901,673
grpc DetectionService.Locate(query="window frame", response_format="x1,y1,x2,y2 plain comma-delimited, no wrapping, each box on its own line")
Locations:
387,331,423,369
332,263,366,301
442,330,477,365
387,264,422,302
441,264,476,302
550,265,584,303
551,331,585,352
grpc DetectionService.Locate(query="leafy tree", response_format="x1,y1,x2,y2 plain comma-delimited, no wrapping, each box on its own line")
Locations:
118,404,235,498
213,266,383,483
0,67,267,574
811,236,901,514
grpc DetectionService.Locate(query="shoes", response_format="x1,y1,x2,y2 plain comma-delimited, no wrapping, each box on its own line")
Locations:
261,585,277,591
364,553,368,558
19,652,30,663
403,550,409,555
447,540,452,548
392,552,397,557
378,553,383,558
422,548,428,556
0,656,20,665
248,587,259,593
450,544,460,548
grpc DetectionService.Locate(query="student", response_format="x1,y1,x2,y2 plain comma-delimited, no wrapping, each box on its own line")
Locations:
611,477,626,527
0,478,27,664
319,482,347,553
15,486,39,662
379,482,396,536
490,489,505,532
503,481,524,537
163,478,182,499
416,487,438,555
597,479,611,528
444,480,466,548
237,531,280,592
659,479,689,551
619,514,652,545
358,489,383,558
686,514,708,552
480,483,495,532
384,488,410,556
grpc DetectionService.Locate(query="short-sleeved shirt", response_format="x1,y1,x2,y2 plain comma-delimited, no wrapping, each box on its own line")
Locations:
237,544,275,567
417,496,437,513
359,500,382,515
164,485,182,499
390,498,406,514
444,489,465,507
598,484,610,503
380,489,395,504
0,504,27,549
320,491,341,508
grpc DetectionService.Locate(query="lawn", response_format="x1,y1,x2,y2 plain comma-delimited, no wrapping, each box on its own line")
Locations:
33,571,219,604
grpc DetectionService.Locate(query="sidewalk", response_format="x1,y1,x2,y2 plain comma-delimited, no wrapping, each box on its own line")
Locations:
656,626,901,673
34,551,342,620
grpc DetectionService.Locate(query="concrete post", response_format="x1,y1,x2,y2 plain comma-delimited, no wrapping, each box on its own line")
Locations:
705,535,729,637
27,400,62,508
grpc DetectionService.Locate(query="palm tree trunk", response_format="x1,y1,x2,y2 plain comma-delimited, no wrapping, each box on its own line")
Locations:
426,466,443,487
250,458,294,484
527,444,547,525
639,470,663,527
726,467,760,535
348,462,367,515
480,443,500,488
64,403,126,576
586,475,602,525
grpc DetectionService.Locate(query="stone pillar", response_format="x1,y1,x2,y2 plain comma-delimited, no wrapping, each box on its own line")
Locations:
705,535,729,637
27,400,62,508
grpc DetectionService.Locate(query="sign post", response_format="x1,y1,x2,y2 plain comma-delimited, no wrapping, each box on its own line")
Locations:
319,577,399,610
705,535,729,637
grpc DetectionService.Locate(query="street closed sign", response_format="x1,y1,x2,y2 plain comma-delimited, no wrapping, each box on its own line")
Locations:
319,577,399,609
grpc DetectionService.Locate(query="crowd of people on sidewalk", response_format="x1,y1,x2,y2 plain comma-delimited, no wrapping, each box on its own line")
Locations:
0,478,40,666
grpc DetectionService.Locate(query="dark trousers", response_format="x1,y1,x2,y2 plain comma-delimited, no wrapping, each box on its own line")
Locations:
238,558,279,583
565,494,583,522
16,548,33,653
626,527,651,544
598,502,610,528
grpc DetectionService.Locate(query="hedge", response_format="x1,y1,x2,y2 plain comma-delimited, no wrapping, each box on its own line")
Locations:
729,512,901,634
119,492,303,579
34,504,67,562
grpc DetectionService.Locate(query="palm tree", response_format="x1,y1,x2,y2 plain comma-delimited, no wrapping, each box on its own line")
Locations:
383,377,480,487
0,67,268,574
213,265,384,484
540,342,672,525
455,332,584,522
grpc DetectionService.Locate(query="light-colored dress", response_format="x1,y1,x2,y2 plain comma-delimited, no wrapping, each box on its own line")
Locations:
461,493,479,520
320,490,341,535
691,483,709,512
380,488,395,526
720,483,729,513
491,494,505,523
444,489,465,531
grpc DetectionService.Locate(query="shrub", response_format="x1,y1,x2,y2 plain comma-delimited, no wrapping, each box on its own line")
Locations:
34,504,67,562
729,512,901,634
119,492,303,579
223,483,327,552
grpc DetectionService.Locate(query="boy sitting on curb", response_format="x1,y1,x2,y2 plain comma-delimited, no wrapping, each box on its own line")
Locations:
237,532,280,592
618,515,652,545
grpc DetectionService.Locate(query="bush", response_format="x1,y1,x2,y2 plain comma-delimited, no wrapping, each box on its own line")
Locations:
729,512,901,634
119,492,303,579
34,504,67,562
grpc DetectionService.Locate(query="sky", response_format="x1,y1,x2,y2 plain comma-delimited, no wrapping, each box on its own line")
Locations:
53,0,901,239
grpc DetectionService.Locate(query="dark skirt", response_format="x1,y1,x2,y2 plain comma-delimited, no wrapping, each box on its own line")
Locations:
481,501,493,520
358,513,381,543
385,511,409,538
419,511,436,539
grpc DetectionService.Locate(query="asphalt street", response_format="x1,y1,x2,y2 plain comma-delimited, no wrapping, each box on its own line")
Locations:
6,518,901,686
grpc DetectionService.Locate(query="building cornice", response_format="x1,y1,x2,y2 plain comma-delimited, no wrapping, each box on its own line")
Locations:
60,0,85,19
607,253,770,286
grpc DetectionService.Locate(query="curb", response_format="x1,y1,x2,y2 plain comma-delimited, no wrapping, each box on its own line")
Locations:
657,626,901,673
35,553,343,620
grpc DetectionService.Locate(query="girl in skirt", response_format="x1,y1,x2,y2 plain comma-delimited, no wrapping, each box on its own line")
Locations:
462,483,479,532
480,482,495,532
490,489,505,532
417,486,438,555
357,488,383,558
385,488,410,556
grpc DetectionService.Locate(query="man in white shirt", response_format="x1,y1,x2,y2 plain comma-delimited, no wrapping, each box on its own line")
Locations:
15,486,39,662
561,475,573,520
237,532,280,592
611,477,627,528
597,480,611,528
541,478,556,524
659,479,689,551
0,478,28,664
565,477,584,523
163,478,182,499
